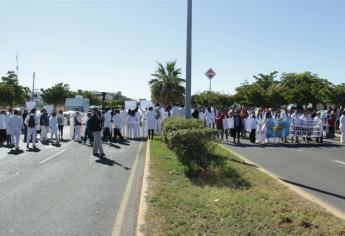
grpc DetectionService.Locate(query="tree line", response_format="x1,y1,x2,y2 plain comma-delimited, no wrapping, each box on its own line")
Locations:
149,61,345,109
0,71,130,108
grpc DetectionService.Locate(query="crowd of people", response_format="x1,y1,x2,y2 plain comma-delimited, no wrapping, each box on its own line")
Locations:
1,104,344,155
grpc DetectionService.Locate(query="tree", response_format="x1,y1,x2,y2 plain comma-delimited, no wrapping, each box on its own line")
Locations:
0,71,30,107
41,83,74,108
149,61,185,105
279,72,332,106
192,91,234,110
233,71,285,107
331,83,345,107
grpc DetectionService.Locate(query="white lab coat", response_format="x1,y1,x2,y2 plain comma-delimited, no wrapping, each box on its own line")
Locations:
0,114,6,130
6,113,14,135
146,111,156,130
113,113,122,129
104,111,112,128
49,116,59,134
7,115,23,135
340,115,345,144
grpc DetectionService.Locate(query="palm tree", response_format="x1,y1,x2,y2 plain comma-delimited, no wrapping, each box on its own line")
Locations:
149,61,185,105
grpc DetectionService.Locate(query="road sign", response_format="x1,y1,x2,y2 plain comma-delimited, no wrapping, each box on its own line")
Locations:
205,68,216,80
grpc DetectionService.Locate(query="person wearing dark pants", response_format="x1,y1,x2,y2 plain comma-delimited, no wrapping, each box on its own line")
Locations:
84,113,94,145
89,109,104,157
232,110,242,143
146,107,156,140
22,110,28,142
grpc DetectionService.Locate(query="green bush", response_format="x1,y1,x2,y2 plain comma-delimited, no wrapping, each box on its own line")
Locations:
161,117,203,144
167,128,219,170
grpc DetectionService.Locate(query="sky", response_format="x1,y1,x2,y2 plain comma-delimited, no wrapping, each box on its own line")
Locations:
1,0,344,100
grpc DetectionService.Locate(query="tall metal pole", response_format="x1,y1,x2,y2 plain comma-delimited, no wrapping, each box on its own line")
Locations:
32,72,35,101
185,0,192,118
209,79,211,92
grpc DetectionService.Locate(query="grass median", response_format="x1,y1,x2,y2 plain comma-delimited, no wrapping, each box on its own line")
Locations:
144,138,345,235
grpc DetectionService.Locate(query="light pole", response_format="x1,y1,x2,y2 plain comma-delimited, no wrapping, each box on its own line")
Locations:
185,0,192,118
31,72,35,101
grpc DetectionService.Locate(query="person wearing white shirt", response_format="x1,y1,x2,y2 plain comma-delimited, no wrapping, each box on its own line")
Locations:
103,108,112,144
171,104,179,117
0,111,6,145
290,110,300,143
112,109,124,142
205,107,213,128
7,110,23,150
73,112,82,142
314,111,324,143
178,105,185,118
198,109,205,127
120,107,128,137
49,111,59,144
135,108,142,138
25,109,38,149
140,107,148,138
340,110,345,144
6,108,14,147
146,107,156,139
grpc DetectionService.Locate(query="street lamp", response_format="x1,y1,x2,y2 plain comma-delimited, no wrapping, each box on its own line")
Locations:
185,0,192,118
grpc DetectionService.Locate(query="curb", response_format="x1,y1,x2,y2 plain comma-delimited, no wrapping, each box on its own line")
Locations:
136,140,150,236
219,144,345,221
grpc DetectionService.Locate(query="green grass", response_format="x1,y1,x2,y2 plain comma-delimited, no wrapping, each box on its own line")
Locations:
144,138,345,235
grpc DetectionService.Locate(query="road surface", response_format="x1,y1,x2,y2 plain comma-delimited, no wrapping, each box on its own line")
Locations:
223,138,345,214
0,127,146,236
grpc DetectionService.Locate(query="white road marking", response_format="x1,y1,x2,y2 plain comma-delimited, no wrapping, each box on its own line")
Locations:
112,142,143,236
297,149,303,152
334,160,345,165
39,149,66,164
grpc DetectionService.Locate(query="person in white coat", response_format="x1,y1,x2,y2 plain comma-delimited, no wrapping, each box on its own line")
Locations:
49,111,59,144
112,109,124,142
340,110,345,144
146,107,156,139
140,107,148,138
134,108,142,138
7,110,23,150
103,108,112,144
0,111,6,145
205,107,213,129
6,108,14,147
314,111,324,143
25,109,38,149
120,107,128,137
73,112,82,142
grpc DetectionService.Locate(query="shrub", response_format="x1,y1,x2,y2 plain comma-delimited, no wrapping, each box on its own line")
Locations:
167,128,219,170
161,117,203,143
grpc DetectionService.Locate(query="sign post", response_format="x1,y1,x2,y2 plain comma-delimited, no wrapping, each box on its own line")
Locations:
205,68,216,92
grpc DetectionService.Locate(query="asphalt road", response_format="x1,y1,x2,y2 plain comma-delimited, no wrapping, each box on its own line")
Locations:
223,137,345,214
0,127,146,236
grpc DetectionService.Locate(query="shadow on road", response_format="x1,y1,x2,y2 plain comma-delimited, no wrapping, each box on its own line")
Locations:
8,149,24,155
27,147,41,152
95,157,131,170
280,178,345,200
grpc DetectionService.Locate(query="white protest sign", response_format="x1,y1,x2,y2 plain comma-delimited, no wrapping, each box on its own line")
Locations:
25,101,36,111
140,100,153,110
43,105,54,115
227,118,234,129
125,101,137,111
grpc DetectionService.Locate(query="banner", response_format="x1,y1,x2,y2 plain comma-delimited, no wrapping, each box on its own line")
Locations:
289,120,321,137
125,101,137,111
265,119,291,138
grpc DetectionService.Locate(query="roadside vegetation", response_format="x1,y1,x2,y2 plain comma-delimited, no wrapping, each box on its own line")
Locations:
144,118,345,235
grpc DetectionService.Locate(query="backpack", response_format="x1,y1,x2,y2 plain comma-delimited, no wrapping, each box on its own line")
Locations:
28,115,36,128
